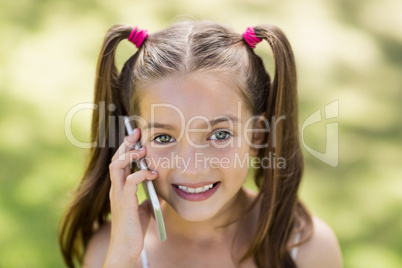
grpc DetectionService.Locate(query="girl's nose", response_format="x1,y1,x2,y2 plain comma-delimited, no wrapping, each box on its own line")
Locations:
176,145,211,178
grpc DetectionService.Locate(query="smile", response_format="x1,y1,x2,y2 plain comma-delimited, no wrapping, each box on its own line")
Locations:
176,184,214,194
172,182,220,201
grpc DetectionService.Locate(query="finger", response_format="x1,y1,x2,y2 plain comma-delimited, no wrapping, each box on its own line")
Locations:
121,170,158,209
111,147,146,171
109,148,146,195
111,128,141,162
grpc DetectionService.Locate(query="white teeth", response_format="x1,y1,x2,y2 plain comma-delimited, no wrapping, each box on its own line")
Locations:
188,188,196,193
177,183,214,194
203,185,212,191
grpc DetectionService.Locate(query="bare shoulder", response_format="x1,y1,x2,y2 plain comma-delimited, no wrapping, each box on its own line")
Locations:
82,221,111,268
295,216,343,268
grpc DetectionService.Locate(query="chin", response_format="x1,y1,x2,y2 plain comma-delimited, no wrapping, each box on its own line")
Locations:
172,203,220,222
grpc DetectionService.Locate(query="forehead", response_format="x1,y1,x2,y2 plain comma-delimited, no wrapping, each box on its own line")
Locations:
139,72,251,123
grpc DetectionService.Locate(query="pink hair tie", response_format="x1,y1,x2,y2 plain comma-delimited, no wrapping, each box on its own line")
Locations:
128,26,148,48
243,27,262,48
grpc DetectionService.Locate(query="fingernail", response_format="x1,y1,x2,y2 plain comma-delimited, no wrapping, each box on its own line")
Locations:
151,170,158,174
138,147,145,151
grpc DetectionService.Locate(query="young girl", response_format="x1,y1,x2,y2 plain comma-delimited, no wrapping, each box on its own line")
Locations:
59,20,342,267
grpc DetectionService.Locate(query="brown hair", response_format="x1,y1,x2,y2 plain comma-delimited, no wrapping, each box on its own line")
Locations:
59,20,312,268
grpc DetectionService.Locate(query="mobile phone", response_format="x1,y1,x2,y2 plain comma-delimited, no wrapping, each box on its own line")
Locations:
124,116,167,242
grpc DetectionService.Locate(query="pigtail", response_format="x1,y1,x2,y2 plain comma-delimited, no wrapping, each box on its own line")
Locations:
58,24,136,267
244,25,313,267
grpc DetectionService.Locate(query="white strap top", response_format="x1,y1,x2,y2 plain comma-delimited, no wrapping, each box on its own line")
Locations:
290,231,301,260
140,249,150,268
140,232,301,267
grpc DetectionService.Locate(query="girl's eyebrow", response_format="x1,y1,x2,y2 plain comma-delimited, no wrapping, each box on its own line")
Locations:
209,115,240,126
144,115,240,130
144,122,176,130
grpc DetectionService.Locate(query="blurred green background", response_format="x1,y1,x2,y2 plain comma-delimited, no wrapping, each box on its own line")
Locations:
0,0,401,267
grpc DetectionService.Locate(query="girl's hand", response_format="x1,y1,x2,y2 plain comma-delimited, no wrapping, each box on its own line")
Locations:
104,128,158,267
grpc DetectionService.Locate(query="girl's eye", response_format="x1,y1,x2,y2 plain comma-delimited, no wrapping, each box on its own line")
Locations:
153,134,176,144
209,130,231,141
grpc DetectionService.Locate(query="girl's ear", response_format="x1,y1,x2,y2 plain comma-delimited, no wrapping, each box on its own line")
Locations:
249,114,268,156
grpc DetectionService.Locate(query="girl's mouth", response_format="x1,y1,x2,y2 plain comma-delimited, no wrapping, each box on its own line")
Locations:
172,182,220,201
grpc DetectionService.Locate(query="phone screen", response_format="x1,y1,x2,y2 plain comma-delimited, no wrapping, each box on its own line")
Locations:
124,116,167,242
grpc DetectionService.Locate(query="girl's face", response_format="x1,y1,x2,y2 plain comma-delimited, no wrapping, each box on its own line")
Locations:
138,71,256,222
